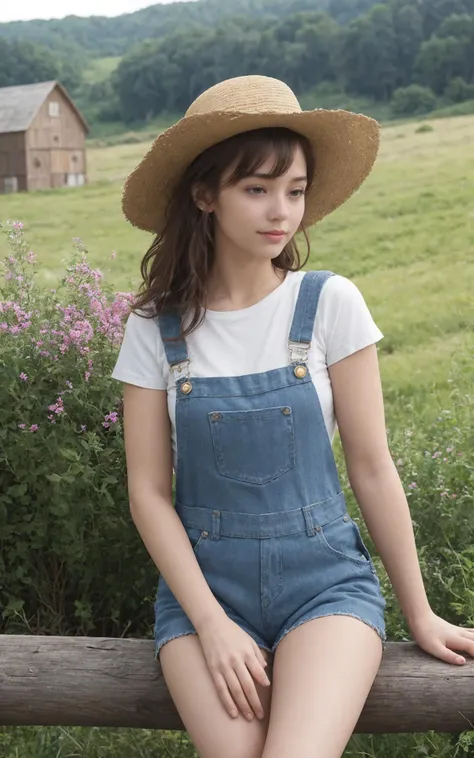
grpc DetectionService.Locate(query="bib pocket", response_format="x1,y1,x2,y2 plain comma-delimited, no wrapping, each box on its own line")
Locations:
209,406,296,485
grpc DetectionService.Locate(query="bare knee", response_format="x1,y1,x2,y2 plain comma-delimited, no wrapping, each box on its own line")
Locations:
159,634,271,758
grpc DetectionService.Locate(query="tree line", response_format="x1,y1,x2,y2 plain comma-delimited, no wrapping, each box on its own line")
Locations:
0,0,381,57
113,0,474,121
0,0,473,125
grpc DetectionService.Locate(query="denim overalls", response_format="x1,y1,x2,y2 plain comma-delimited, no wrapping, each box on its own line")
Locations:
154,270,386,658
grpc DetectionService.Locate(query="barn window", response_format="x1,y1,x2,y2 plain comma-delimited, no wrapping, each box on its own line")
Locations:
49,101,60,117
34,158,41,168
71,155,78,163
4,177,18,193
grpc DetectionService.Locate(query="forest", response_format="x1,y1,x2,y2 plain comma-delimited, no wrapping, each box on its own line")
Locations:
0,0,474,126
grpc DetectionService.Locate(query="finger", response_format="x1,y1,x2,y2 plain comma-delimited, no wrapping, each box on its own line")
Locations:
432,642,466,665
224,667,255,720
253,645,269,669
212,671,239,719
449,635,474,658
235,663,265,719
247,653,272,687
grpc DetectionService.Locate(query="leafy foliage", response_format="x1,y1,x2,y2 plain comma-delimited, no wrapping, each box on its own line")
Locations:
0,222,157,639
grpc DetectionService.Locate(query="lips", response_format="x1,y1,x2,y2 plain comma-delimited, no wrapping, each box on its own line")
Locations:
259,231,287,238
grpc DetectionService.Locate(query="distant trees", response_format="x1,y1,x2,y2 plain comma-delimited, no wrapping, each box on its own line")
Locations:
112,0,474,122
0,38,83,92
0,39,59,88
0,0,473,124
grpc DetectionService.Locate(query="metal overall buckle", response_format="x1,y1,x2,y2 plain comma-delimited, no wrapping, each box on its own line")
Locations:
170,359,191,385
288,340,311,363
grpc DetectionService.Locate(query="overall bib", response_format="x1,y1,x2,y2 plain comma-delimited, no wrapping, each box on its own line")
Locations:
154,270,386,658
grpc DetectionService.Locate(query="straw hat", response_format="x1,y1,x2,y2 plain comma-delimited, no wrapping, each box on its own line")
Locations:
122,75,380,234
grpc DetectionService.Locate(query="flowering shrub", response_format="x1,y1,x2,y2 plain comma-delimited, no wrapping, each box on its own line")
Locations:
0,221,157,637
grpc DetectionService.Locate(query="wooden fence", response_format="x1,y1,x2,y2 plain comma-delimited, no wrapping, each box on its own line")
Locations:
1,636,473,733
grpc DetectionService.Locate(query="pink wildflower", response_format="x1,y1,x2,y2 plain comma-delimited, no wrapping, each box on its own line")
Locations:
29,424,39,432
19,372,28,381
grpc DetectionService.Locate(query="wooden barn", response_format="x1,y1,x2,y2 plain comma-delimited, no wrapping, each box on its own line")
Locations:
0,80,89,193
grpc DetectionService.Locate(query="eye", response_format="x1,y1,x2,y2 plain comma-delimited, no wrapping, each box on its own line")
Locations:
247,186,266,195
290,189,306,198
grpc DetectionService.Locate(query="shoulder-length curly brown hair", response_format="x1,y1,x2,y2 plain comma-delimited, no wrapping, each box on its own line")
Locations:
131,126,315,337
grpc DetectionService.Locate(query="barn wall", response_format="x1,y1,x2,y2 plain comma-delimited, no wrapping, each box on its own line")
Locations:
0,132,27,193
26,86,87,190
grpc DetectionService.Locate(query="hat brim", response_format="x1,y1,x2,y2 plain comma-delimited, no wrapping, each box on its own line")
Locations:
122,109,380,234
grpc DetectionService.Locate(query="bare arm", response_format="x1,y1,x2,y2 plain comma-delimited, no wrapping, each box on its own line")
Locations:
328,344,432,628
123,383,226,632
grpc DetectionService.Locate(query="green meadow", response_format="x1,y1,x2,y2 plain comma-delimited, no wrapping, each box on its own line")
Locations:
1,113,473,410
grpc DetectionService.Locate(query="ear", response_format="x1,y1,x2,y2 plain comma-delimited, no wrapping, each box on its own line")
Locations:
192,183,214,213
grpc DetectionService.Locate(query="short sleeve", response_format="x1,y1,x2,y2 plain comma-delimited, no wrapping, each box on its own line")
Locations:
111,310,167,389
317,275,384,366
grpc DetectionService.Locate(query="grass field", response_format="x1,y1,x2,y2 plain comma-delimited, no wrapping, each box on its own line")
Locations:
1,113,473,413
82,56,122,84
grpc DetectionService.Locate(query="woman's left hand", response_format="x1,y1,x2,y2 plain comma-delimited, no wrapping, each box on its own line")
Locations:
409,610,474,665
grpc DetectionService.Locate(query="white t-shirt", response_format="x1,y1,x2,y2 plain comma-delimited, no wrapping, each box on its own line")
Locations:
111,270,384,469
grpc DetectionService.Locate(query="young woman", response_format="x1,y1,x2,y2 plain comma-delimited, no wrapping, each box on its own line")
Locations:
112,75,474,758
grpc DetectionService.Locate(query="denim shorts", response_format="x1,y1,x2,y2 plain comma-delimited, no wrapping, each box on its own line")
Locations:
154,492,386,657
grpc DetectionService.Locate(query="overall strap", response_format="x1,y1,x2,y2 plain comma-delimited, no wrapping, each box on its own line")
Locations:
288,270,335,362
156,311,190,383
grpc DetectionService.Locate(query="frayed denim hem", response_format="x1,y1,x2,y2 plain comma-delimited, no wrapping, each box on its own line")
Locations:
272,611,387,654
154,628,273,661
154,630,197,660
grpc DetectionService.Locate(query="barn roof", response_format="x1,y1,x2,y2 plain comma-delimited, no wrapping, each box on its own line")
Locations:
0,80,89,134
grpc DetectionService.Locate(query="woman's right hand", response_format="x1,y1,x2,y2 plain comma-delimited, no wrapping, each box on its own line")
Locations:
197,614,272,720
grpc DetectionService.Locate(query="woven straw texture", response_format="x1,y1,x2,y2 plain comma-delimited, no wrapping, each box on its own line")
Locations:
122,75,380,234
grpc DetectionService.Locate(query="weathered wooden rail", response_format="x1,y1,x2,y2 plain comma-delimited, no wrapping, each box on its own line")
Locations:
0,636,473,733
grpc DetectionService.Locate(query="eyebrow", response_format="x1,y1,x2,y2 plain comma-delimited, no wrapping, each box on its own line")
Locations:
250,172,308,182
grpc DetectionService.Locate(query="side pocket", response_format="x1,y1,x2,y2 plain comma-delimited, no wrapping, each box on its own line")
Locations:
317,513,375,570
186,527,207,555
349,517,377,573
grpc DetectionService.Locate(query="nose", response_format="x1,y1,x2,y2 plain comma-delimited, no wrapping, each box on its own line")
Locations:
268,192,290,222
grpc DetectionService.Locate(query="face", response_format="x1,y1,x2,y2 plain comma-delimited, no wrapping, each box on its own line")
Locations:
203,144,308,262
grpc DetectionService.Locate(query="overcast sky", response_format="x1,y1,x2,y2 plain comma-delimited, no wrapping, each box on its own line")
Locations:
0,0,198,23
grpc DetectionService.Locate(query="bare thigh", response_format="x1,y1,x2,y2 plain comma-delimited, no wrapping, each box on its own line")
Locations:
159,634,273,758
262,615,383,758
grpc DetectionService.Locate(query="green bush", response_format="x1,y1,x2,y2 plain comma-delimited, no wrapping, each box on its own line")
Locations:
0,221,157,638
391,84,437,117
444,77,474,104
415,124,434,133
